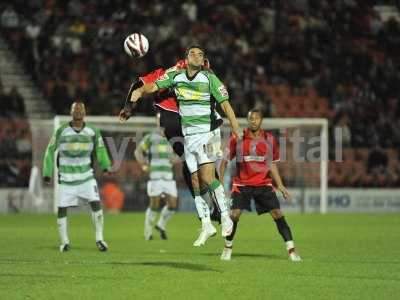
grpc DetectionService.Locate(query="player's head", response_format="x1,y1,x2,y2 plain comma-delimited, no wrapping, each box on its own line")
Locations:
247,108,263,132
185,45,205,70
70,101,86,121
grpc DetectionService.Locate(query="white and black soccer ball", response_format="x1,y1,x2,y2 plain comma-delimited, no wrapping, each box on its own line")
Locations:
123,33,149,58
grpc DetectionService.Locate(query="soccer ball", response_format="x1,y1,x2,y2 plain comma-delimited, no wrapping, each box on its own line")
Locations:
123,33,149,58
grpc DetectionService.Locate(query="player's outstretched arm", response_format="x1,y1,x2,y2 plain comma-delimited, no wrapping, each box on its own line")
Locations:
220,101,240,137
270,162,292,201
130,83,159,103
119,81,140,122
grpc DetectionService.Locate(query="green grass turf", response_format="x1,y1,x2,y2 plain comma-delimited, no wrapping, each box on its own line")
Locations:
0,212,399,299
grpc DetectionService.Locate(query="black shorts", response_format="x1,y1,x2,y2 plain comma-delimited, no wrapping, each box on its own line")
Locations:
159,109,184,157
231,185,280,215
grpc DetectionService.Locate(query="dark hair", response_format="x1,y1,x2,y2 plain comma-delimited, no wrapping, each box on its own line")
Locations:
185,44,206,58
248,108,263,118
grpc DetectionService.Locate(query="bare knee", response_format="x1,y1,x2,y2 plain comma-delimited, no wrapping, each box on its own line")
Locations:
270,209,283,220
230,209,242,222
191,172,200,190
167,197,178,210
149,198,160,210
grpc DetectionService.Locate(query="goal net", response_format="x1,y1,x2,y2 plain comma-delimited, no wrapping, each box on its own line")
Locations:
29,116,328,214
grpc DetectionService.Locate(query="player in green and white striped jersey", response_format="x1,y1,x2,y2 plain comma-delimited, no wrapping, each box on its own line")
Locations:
43,102,112,252
130,45,241,247
135,113,178,241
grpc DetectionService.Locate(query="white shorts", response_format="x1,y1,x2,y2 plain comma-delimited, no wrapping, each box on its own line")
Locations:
184,129,222,173
58,179,100,207
147,179,178,198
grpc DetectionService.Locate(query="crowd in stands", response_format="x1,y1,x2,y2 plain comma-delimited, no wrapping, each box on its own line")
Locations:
0,78,31,187
1,0,399,188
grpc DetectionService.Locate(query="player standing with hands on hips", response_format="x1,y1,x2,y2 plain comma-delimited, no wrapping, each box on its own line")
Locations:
43,101,112,252
130,45,240,244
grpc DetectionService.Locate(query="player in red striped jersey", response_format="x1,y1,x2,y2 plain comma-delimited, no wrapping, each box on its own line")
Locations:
219,108,302,261
118,58,223,228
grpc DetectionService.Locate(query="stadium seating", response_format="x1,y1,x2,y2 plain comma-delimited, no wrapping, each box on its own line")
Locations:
1,1,399,187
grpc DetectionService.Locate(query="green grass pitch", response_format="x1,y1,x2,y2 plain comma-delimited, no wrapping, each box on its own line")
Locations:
0,213,399,299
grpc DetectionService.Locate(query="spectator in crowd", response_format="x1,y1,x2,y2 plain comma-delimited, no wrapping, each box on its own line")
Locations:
1,0,400,188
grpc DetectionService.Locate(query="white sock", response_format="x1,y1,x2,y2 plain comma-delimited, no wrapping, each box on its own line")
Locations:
194,196,211,222
285,240,295,251
145,206,156,225
156,205,175,230
209,183,229,217
145,207,157,238
57,217,69,245
225,239,233,248
91,210,104,242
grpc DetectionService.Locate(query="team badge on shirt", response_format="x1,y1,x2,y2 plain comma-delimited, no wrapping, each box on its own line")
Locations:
218,85,229,98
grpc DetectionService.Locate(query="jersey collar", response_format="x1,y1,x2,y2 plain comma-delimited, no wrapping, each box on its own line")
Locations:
69,121,86,133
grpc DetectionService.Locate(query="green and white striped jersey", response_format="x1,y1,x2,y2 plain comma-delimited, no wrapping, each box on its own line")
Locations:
155,68,229,135
43,122,111,185
138,131,175,180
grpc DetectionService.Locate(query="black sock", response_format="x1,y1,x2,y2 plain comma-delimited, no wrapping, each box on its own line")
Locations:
226,220,238,241
274,216,293,242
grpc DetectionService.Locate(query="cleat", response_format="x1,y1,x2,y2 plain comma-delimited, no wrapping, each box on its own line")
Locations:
193,223,217,247
220,246,232,261
96,240,108,252
289,250,302,262
59,244,70,252
221,216,233,237
145,234,153,241
155,225,168,240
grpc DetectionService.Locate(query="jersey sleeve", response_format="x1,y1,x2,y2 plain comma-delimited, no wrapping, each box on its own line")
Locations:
95,128,112,171
209,73,229,103
42,127,61,178
154,70,175,89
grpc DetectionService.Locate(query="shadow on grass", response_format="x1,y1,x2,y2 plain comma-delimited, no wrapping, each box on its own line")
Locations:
0,258,221,273
108,261,222,273
199,252,286,260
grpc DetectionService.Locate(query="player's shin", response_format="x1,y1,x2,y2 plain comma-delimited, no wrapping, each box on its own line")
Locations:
209,180,233,236
225,220,238,244
156,205,175,230
90,209,104,242
194,195,211,224
145,207,156,239
57,217,69,245
208,180,228,215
